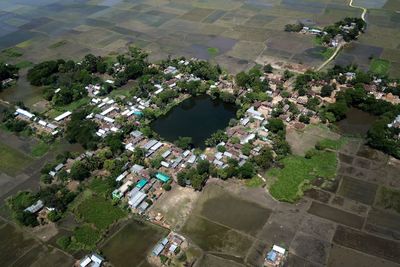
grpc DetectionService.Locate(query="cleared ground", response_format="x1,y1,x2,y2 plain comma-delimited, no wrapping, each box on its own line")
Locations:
286,124,341,156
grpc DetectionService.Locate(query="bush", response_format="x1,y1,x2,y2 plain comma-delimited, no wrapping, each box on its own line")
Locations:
57,236,71,250
162,183,172,191
48,210,62,222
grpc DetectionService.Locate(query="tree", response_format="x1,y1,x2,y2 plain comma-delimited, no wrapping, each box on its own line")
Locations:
69,161,90,181
177,171,187,187
40,174,53,184
217,145,226,153
267,118,285,133
196,160,210,175
105,133,124,154
320,84,334,97
205,130,228,147
191,173,206,190
327,100,348,121
66,111,99,149
132,148,146,165
241,143,252,156
236,71,251,88
299,114,310,124
253,147,274,169
48,210,61,222
238,162,255,179
27,60,61,86
263,64,273,73
162,183,172,191
16,211,39,227
174,137,193,150
150,156,163,169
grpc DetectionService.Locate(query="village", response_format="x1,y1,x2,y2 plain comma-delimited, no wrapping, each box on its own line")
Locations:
2,49,400,267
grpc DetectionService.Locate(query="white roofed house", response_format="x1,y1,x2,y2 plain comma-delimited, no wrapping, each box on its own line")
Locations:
54,111,72,122
24,200,44,214
15,108,35,120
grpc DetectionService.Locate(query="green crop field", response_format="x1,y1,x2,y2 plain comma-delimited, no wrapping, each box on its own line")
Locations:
267,150,337,202
0,142,32,176
369,58,391,75
75,195,127,230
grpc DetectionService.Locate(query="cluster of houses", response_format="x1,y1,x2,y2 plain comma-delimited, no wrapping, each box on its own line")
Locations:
78,253,104,267
13,108,72,136
151,232,186,260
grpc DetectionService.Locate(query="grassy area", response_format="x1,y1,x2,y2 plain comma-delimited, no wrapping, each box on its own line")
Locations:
1,47,23,58
48,40,68,49
47,98,90,119
375,186,400,213
316,138,346,150
245,175,264,188
0,142,32,175
75,195,126,230
207,47,219,57
31,142,51,158
313,36,323,46
88,178,113,197
321,47,335,60
15,61,33,69
267,150,337,202
370,58,390,75
72,225,101,249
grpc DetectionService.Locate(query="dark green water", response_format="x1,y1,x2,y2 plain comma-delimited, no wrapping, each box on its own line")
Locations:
151,95,237,148
336,107,377,136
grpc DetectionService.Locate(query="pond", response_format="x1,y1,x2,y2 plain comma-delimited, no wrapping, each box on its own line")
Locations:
336,107,377,136
151,95,237,148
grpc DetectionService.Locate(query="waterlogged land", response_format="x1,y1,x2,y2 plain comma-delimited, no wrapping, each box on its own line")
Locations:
1,0,399,81
101,219,168,267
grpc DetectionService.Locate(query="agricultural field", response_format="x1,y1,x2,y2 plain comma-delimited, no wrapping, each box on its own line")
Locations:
1,0,396,79
334,0,400,77
75,194,127,231
267,149,338,202
101,219,168,267
0,141,32,176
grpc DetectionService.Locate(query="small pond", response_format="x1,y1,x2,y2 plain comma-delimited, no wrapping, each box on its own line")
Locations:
336,107,378,136
151,95,237,148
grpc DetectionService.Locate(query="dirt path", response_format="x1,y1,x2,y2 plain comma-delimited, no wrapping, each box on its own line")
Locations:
316,0,367,71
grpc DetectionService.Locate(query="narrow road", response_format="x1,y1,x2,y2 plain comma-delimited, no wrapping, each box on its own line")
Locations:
316,0,367,71
349,0,367,22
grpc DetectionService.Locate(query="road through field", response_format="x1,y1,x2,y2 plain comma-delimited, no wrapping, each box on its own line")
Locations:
317,0,367,71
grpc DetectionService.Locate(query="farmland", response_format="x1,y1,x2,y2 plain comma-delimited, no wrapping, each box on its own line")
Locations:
0,141,32,176
1,0,397,81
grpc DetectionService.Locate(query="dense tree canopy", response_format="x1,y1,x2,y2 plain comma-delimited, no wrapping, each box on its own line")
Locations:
65,110,99,149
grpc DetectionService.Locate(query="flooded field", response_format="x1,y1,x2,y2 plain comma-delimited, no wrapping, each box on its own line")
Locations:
0,69,43,107
0,0,374,81
336,108,378,136
101,219,168,267
0,219,74,267
181,183,275,264
333,225,400,264
308,202,365,229
199,190,271,237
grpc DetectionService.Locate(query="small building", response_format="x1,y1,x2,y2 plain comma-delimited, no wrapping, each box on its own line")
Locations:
15,108,35,120
136,179,148,189
24,200,44,214
131,164,144,174
264,245,287,267
156,172,170,183
152,243,164,256
54,111,72,122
